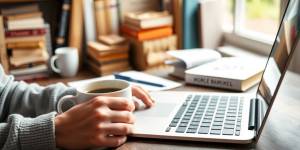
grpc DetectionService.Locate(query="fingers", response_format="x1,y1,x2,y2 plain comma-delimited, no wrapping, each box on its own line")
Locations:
110,111,135,124
100,123,133,135
132,86,154,107
103,135,127,147
91,97,135,112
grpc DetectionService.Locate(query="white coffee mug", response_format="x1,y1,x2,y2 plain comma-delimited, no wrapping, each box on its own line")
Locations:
57,79,132,114
51,47,79,77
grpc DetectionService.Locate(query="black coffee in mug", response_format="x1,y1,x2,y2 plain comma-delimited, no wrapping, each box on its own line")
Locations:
87,88,122,93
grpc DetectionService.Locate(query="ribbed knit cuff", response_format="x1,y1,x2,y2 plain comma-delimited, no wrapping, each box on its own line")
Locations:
19,112,56,150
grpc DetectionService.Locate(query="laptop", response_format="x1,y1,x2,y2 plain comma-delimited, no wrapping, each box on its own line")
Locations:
131,0,300,144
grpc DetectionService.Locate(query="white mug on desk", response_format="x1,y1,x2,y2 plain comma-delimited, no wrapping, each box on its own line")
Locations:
51,47,79,77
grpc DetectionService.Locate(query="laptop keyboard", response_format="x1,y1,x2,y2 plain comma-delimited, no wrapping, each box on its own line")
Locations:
166,94,244,136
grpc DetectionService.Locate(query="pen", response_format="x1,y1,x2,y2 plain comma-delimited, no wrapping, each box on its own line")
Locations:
114,73,165,87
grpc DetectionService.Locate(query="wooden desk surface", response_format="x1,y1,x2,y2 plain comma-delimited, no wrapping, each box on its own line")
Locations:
35,67,300,150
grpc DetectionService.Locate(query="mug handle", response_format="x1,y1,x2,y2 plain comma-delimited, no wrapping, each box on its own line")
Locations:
50,55,61,73
57,95,77,114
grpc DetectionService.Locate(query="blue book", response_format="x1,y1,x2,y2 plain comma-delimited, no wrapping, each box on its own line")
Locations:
182,0,199,49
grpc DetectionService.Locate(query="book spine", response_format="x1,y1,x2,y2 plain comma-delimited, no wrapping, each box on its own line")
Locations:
106,0,119,35
94,0,109,36
94,0,119,36
173,0,183,49
68,0,84,67
56,0,71,48
5,28,46,37
44,24,52,73
185,74,242,91
182,0,199,49
83,0,96,42
0,16,9,73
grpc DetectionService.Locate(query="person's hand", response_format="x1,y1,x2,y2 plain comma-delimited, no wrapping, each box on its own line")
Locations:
55,96,135,149
55,85,154,149
131,85,155,109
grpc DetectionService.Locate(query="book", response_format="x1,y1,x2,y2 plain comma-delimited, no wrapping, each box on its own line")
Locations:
173,0,183,49
9,49,48,67
7,17,45,30
11,48,43,58
129,35,177,70
5,28,46,38
6,12,42,21
146,51,172,67
88,41,129,53
0,16,9,73
9,62,45,70
5,35,46,44
124,11,173,29
13,71,49,81
182,0,199,49
1,4,39,16
44,24,53,64
7,41,45,50
68,0,84,66
94,0,119,36
121,25,173,41
98,34,126,45
198,0,223,49
10,64,48,76
83,0,96,42
185,57,265,91
87,59,130,76
118,0,161,23
161,0,173,14
87,50,128,64
55,0,71,48
166,49,222,79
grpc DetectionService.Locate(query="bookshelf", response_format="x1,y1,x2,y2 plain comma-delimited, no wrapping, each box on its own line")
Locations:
0,0,62,52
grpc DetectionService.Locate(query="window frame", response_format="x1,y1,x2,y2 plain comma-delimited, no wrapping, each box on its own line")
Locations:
223,0,287,55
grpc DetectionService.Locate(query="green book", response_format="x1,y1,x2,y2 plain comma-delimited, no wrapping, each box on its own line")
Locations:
182,0,199,49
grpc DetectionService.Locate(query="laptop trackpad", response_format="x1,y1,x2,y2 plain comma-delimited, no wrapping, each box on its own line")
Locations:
134,103,176,118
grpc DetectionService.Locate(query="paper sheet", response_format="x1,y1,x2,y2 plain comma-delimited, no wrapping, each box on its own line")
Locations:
68,71,182,91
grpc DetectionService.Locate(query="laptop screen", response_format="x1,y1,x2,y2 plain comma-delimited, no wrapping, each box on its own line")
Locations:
256,0,300,135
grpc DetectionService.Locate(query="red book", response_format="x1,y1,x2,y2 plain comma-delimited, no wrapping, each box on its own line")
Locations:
5,28,46,37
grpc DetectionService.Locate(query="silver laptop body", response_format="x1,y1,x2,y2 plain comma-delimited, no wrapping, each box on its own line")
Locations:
131,0,300,144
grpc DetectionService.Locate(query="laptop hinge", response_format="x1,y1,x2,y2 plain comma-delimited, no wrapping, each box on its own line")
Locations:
248,98,261,131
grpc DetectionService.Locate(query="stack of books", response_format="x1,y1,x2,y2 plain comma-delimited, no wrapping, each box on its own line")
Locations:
87,35,130,76
1,5,52,81
121,11,177,70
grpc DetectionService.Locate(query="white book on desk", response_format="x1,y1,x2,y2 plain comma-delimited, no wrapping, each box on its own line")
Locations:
166,49,221,78
185,57,265,91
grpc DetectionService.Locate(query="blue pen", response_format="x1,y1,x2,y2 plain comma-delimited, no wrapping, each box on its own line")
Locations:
114,73,165,87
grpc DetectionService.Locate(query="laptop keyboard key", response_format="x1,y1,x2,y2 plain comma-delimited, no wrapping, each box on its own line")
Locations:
186,128,197,133
223,129,234,135
211,126,222,130
169,122,178,127
201,122,211,127
176,127,187,133
213,122,223,126
224,124,235,129
198,127,210,134
235,130,240,136
210,129,221,135
165,127,171,132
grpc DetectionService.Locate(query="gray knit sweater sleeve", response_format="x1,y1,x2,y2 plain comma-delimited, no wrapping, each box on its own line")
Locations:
0,65,76,149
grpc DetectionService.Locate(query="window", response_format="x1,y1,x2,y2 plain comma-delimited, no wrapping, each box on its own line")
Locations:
223,0,282,54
